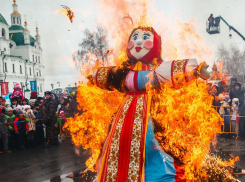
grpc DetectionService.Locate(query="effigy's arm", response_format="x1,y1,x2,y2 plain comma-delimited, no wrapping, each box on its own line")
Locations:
155,59,210,88
92,66,129,92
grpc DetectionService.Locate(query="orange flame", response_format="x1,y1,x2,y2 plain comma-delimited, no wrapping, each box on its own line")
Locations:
209,62,230,84
63,84,124,171
150,79,238,180
63,0,238,180
53,7,75,23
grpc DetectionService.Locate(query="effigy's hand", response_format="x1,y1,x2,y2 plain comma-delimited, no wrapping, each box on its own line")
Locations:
199,62,210,80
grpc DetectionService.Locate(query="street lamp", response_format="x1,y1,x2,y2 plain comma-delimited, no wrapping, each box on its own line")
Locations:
57,82,60,87
21,82,25,91
51,84,54,90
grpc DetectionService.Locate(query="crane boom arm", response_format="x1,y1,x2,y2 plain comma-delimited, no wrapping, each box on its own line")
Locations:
219,16,245,41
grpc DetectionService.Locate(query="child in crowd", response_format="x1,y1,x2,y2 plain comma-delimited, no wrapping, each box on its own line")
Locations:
220,94,231,132
29,99,36,107
11,98,19,115
5,99,11,108
57,98,65,113
0,108,11,153
11,83,24,101
32,107,45,145
58,110,66,140
5,107,17,151
14,110,29,150
22,98,28,106
25,105,36,148
231,98,239,132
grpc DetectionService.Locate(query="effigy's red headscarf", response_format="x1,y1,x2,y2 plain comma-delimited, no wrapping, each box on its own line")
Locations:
126,26,162,64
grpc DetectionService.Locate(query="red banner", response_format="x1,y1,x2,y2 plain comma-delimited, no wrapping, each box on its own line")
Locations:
1,82,9,95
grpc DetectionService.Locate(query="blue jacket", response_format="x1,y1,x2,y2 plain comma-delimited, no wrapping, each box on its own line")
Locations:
34,112,44,127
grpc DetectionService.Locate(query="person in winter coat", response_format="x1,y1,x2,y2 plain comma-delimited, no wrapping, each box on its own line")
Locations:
0,99,7,114
239,103,245,138
68,93,83,117
58,110,66,140
44,91,58,147
231,98,239,132
11,83,24,101
230,77,237,92
230,83,244,108
14,110,29,150
217,82,224,95
25,105,36,147
57,98,65,113
219,94,230,132
0,108,11,153
32,107,45,144
5,99,11,108
11,97,18,115
5,107,16,151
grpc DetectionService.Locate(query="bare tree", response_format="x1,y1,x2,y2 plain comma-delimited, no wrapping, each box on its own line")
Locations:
216,44,245,77
73,25,108,69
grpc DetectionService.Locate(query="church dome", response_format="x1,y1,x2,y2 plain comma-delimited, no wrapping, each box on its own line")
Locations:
9,32,36,46
9,25,24,31
0,13,8,25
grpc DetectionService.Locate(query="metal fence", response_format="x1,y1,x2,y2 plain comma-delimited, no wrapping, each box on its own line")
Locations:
58,106,241,138
212,105,239,136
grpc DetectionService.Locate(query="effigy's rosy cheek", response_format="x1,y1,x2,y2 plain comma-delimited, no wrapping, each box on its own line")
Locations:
144,40,153,50
127,41,134,50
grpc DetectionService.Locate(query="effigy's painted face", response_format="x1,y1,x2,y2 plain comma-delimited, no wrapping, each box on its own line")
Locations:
127,29,154,59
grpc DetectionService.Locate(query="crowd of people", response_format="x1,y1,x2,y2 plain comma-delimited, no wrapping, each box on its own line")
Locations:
207,77,245,138
0,83,79,154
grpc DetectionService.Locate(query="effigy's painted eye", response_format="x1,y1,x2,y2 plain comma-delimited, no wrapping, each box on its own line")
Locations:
143,34,149,40
133,34,138,40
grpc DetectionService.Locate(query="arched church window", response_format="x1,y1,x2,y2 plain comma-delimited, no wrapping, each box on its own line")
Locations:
2,28,5,37
17,17,19,24
13,17,15,24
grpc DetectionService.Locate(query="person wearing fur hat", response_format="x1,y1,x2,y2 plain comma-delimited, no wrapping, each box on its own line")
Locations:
11,83,24,101
44,91,58,147
5,99,10,108
25,106,36,147
14,110,29,150
0,108,12,154
5,107,16,151
29,99,36,107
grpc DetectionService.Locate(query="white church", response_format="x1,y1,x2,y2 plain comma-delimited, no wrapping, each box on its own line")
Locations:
0,0,44,96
